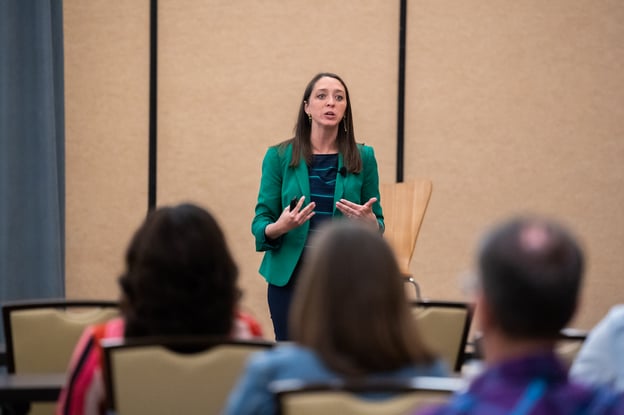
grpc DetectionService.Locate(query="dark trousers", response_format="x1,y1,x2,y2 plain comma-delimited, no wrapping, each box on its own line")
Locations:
267,260,302,341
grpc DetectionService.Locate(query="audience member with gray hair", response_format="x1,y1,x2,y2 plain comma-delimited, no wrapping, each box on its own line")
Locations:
417,216,624,415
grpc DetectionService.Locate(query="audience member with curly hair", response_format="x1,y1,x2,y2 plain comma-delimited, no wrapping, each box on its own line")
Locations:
56,203,262,415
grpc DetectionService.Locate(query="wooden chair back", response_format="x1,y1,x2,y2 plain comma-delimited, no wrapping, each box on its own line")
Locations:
379,178,433,274
380,179,433,299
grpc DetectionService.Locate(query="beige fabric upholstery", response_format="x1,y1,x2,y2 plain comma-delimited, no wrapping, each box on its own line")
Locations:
273,377,464,415
281,390,450,415
412,302,471,372
105,340,272,415
4,301,118,415
11,307,119,372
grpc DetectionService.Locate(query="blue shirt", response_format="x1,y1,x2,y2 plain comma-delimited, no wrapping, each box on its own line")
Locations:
223,343,448,415
570,305,624,392
307,153,338,246
417,351,624,415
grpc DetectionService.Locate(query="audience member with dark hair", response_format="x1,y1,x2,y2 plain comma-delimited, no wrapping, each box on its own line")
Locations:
56,203,262,415
224,220,447,415
416,216,624,415
570,304,624,392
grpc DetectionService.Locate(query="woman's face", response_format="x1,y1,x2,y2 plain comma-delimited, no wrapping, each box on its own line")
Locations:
304,76,347,130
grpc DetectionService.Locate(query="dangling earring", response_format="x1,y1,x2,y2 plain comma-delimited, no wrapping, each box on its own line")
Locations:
343,116,348,133
308,113,312,123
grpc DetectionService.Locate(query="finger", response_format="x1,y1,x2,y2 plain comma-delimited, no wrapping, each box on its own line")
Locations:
335,202,348,213
281,206,295,220
336,201,357,217
301,201,316,214
363,197,377,209
338,198,358,209
336,204,354,218
294,196,306,211
296,210,315,225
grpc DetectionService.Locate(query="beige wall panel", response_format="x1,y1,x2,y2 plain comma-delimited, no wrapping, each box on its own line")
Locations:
64,2,149,299
157,0,399,335
405,1,624,329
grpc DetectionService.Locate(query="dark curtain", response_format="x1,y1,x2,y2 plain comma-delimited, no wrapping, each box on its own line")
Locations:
0,0,65,343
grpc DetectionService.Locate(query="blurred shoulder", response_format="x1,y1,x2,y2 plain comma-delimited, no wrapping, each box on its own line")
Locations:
264,140,293,163
247,343,320,370
606,304,624,321
357,142,375,152
427,358,452,376
356,143,378,165
396,358,451,378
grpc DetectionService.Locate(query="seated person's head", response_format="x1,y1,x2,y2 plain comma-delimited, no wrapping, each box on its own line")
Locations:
118,203,239,338
477,216,584,341
289,220,435,375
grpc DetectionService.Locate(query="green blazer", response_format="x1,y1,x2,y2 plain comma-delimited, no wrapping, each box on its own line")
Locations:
252,142,384,286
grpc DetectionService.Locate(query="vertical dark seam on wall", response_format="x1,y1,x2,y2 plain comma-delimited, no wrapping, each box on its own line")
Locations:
396,0,407,183
148,0,158,210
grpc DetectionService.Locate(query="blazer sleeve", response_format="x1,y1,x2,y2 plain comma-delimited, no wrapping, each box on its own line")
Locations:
252,146,284,251
360,145,385,233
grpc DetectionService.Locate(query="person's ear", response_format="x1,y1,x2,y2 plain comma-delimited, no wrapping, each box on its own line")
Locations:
473,291,492,333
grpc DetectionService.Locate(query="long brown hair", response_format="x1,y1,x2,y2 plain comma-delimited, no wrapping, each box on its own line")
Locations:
285,72,362,172
289,221,435,376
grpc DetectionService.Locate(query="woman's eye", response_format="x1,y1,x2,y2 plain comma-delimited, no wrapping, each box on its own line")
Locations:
317,94,326,99
336,96,344,101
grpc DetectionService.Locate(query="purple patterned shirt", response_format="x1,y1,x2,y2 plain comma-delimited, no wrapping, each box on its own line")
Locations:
416,351,624,415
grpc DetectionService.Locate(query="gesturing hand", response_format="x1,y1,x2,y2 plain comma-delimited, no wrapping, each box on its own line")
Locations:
336,197,378,229
264,196,316,240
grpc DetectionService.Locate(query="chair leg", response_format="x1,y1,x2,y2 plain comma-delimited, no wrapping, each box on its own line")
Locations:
404,276,422,301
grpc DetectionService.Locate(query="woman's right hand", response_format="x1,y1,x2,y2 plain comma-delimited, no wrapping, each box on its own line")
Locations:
264,196,315,240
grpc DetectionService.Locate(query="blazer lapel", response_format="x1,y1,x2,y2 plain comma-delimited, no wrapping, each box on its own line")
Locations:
290,147,310,199
333,153,345,212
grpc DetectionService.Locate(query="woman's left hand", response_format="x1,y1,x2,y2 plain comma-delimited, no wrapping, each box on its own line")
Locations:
336,197,379,229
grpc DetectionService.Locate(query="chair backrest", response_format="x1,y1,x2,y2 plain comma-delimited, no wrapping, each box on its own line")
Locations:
556,327,588,368
379,179,433,274
102,336,275,415
2,299,119,373
411,300,473,372
2,299,119,415
272,377,463,415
